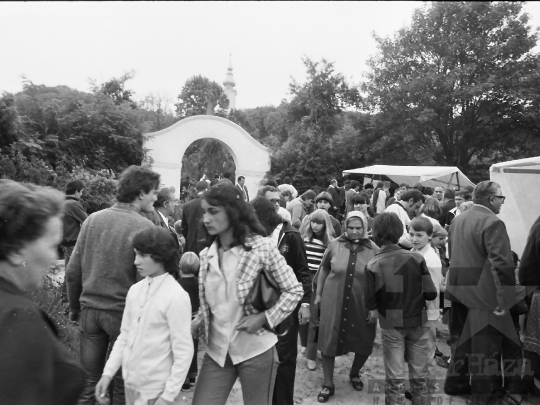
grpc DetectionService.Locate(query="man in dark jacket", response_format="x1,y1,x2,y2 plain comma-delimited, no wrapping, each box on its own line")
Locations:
62,180,88,301
438,188,456,228
181,181,209,255
262,187,311,405
444,181,517,402
327,179,341,219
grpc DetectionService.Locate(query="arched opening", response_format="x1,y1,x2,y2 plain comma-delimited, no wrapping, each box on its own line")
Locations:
180,138,237,201
145,115,270,201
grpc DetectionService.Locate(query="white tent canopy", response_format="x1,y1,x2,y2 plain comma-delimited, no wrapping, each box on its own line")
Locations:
342,165,475,190
490,156,540,257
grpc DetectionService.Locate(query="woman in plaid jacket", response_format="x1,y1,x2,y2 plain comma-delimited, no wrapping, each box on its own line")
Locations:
191,185,303,405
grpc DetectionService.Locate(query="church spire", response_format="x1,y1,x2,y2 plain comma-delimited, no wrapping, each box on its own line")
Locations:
223,54,237,109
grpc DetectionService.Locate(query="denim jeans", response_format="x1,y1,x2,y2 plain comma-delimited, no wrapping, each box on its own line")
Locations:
78,307,125,405
381,326,430,405
425,321,438,395
192,347,278,405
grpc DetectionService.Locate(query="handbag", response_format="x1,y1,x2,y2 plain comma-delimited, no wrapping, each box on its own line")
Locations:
245,268,288,335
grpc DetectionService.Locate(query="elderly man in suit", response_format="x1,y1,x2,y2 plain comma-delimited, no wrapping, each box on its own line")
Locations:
154,187,182,252
444,181,517,403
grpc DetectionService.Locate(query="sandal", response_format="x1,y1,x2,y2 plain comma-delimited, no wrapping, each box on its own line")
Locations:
317,385,335,403
349,375,364,391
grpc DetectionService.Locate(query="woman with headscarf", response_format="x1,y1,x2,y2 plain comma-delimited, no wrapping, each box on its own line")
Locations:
298,209,335,370
314,211,380,402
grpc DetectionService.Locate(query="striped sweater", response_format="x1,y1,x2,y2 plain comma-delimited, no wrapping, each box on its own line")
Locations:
304,236,327,273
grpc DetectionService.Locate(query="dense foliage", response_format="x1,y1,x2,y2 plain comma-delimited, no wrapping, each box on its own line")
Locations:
2,2,540,191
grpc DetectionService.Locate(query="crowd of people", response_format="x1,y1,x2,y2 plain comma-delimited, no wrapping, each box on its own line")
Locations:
1,167,539,405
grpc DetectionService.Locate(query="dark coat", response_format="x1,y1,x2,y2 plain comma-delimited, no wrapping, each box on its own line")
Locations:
0,278,85,405
181,196,209,255
277,221,312,303
446,205,515,310
235,184,249,202
438,199,456,227
155,208,182,253
327,185,341,217
366,245,437,329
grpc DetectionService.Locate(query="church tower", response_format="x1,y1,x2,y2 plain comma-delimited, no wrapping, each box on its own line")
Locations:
223,55,237,110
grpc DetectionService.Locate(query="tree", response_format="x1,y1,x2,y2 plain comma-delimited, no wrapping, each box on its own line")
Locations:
289,58,361,135
139,93,177,131
270,58,361,190
364,1,540,179
175,75,229,118
93,71,138,109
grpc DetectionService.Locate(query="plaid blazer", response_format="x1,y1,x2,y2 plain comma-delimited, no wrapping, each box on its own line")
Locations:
195,234,303,344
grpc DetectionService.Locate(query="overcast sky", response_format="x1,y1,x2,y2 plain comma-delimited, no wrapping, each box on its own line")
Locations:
2,1,540,110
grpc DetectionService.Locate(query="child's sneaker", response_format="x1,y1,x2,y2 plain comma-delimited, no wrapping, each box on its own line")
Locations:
182,378,191,392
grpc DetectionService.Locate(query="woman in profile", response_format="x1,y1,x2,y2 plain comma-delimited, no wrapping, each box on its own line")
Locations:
191,185,303,405
0,180,85,405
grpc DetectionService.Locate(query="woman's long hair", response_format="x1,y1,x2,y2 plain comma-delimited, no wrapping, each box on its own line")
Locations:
421,197,442,219
250,197,282,237
202,185,266,249
299,209,334,247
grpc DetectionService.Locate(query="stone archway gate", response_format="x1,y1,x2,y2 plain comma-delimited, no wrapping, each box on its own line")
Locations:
145,115,270,200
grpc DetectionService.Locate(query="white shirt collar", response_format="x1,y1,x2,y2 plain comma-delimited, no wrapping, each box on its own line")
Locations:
157,210,168,226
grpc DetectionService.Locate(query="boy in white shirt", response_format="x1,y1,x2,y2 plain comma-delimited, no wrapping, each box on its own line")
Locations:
95,227,193,405
409,216,443,398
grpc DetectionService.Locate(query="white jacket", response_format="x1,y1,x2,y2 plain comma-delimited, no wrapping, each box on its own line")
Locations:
103,273,193,402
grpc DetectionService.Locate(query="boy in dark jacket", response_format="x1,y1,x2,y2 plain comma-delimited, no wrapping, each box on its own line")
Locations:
366,212,437,405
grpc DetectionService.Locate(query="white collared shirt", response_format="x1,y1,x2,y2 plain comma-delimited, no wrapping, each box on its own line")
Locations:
204,244,277,366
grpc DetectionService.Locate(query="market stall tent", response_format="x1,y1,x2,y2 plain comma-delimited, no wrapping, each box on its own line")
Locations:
490,156,540,257
342,165,475,190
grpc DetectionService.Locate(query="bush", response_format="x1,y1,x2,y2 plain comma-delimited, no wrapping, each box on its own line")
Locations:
30,263,79,356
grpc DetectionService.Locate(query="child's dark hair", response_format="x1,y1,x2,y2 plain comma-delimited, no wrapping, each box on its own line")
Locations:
352,194,369,205
203,185,266,249
373,212,403,246
409,216,434,236
133,227,179,276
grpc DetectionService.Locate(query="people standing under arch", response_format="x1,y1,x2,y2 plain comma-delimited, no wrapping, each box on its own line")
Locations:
218,172,234,186
235,176,249,202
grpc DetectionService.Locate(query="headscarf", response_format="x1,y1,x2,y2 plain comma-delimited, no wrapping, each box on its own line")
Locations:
342,210,369,242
